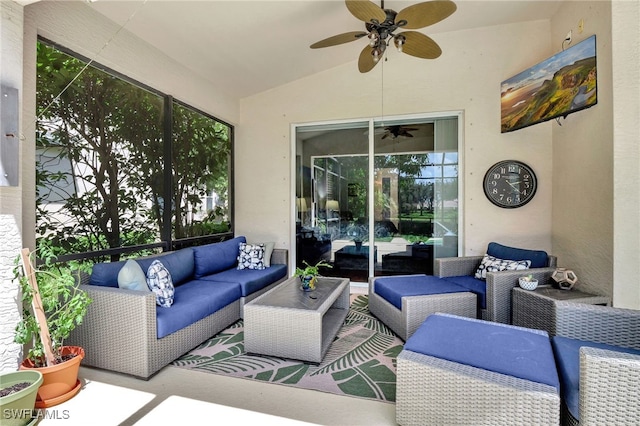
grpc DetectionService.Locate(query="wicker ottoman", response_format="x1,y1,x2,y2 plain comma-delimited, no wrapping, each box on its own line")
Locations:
396,314,560,426
368,274,476,341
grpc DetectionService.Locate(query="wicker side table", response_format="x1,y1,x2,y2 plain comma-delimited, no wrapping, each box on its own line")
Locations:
512,285,610,335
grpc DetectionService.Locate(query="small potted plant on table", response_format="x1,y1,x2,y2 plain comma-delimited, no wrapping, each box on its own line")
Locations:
14,248,91,408
294,260,332,291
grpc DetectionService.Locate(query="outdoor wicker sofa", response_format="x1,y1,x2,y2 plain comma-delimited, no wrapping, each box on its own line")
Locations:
551,301,640,426
67,238,288,379
435,242,557,323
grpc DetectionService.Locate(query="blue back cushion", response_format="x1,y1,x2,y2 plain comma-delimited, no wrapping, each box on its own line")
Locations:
405,314,560,391
192,236,247,278
137,248,195,286
552,336,640,421
487,242,548,268
374,275,468,310
90,260,127,287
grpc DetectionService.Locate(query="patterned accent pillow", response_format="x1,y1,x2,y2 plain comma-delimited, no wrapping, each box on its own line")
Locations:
474,254,531,280
146,260,175,307
237,243,266,270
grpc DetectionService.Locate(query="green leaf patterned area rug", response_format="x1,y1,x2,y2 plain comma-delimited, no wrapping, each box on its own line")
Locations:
171,295,403,403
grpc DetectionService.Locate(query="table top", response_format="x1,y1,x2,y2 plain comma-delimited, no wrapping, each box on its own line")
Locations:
336,245,377,256
515,285,610,302
249,276,348,311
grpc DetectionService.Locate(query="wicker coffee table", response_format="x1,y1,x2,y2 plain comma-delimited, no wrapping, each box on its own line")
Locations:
244,276,350,363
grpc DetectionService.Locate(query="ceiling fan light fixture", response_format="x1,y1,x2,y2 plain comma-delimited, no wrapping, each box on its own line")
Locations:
394,34,406,52
368,30,379,47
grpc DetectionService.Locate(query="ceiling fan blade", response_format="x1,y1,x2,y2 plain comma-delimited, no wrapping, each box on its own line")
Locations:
345,0,386,24
396,0,457,29
310,31,368,49
358,45,380,73
400,31,442,59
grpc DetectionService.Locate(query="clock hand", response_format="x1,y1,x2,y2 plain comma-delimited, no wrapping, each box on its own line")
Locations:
507,181,522,192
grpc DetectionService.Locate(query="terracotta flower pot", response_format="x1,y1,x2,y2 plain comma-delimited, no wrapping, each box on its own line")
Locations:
19,346,84,408
0,370,43,426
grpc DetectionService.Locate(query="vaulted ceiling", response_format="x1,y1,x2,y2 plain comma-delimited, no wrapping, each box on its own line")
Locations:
23,1,563,100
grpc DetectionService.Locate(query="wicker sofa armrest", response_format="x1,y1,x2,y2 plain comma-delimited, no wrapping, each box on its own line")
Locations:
580,346,640,425
484,267,556,323
66,284,158,373
435,256,484,277
555,302,640,349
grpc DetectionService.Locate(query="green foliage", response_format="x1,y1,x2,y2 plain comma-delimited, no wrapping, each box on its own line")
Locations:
14,248,92,367
294,260,332,279
35,40,232,261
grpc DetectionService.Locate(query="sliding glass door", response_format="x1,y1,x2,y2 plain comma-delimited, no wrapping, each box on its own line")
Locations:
294,114,460,283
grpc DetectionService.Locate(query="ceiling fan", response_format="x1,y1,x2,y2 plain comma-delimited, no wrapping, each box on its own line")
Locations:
381,125,418,139
310,0,457,73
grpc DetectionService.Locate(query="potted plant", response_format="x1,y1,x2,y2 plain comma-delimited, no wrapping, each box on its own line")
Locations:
13,247,91,408
294,260,332,291
0,370,43,426
518,274,539,291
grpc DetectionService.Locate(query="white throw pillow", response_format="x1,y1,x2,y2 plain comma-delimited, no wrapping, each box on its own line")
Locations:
117,259,149,292
146,260,175,307
474,254,531,280
237,243,266,270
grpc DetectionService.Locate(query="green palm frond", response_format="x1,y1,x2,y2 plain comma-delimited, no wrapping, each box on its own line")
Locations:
313,330,396,375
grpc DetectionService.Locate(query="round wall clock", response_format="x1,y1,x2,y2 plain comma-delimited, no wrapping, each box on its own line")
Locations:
483,160,537,208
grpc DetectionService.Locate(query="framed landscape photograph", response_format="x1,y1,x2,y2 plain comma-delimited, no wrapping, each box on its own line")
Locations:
500,35,597,133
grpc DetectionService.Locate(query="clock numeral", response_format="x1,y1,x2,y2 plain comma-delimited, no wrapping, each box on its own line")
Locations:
492,188,498,195
493,173,501,179
508,164,519,173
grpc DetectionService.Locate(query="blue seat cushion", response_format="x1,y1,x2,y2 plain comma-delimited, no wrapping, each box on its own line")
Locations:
405,314,560,390
192,236,247,278
156,280,241,339
551,336,640,421
199,264,287,297
137,248,195,286
487,242,549,268
442,275,487,309
374,275,468,310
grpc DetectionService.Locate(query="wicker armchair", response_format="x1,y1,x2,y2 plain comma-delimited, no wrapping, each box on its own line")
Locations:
435,245,557,323
552,302,640,426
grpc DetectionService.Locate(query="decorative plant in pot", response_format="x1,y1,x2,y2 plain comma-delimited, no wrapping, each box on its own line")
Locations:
13,247,92,408
294,260,332,291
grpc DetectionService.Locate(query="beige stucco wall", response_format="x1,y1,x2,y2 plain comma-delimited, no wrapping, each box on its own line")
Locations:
237,20,555,260
0,0,25,372
611,0,640,308
550,2,614,298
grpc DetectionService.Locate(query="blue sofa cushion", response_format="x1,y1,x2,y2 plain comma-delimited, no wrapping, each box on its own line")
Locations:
374,275,468,310
136,248,195,287
487,242,549,268
156,280,241,339
442,275,487,309
551,336,640,421
192,236,247,278
90,260,127,288
199,264,287,297
405,314,560,391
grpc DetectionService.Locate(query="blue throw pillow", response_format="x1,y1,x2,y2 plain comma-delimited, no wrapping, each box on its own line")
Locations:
146,260,174,308
117,259,149,292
